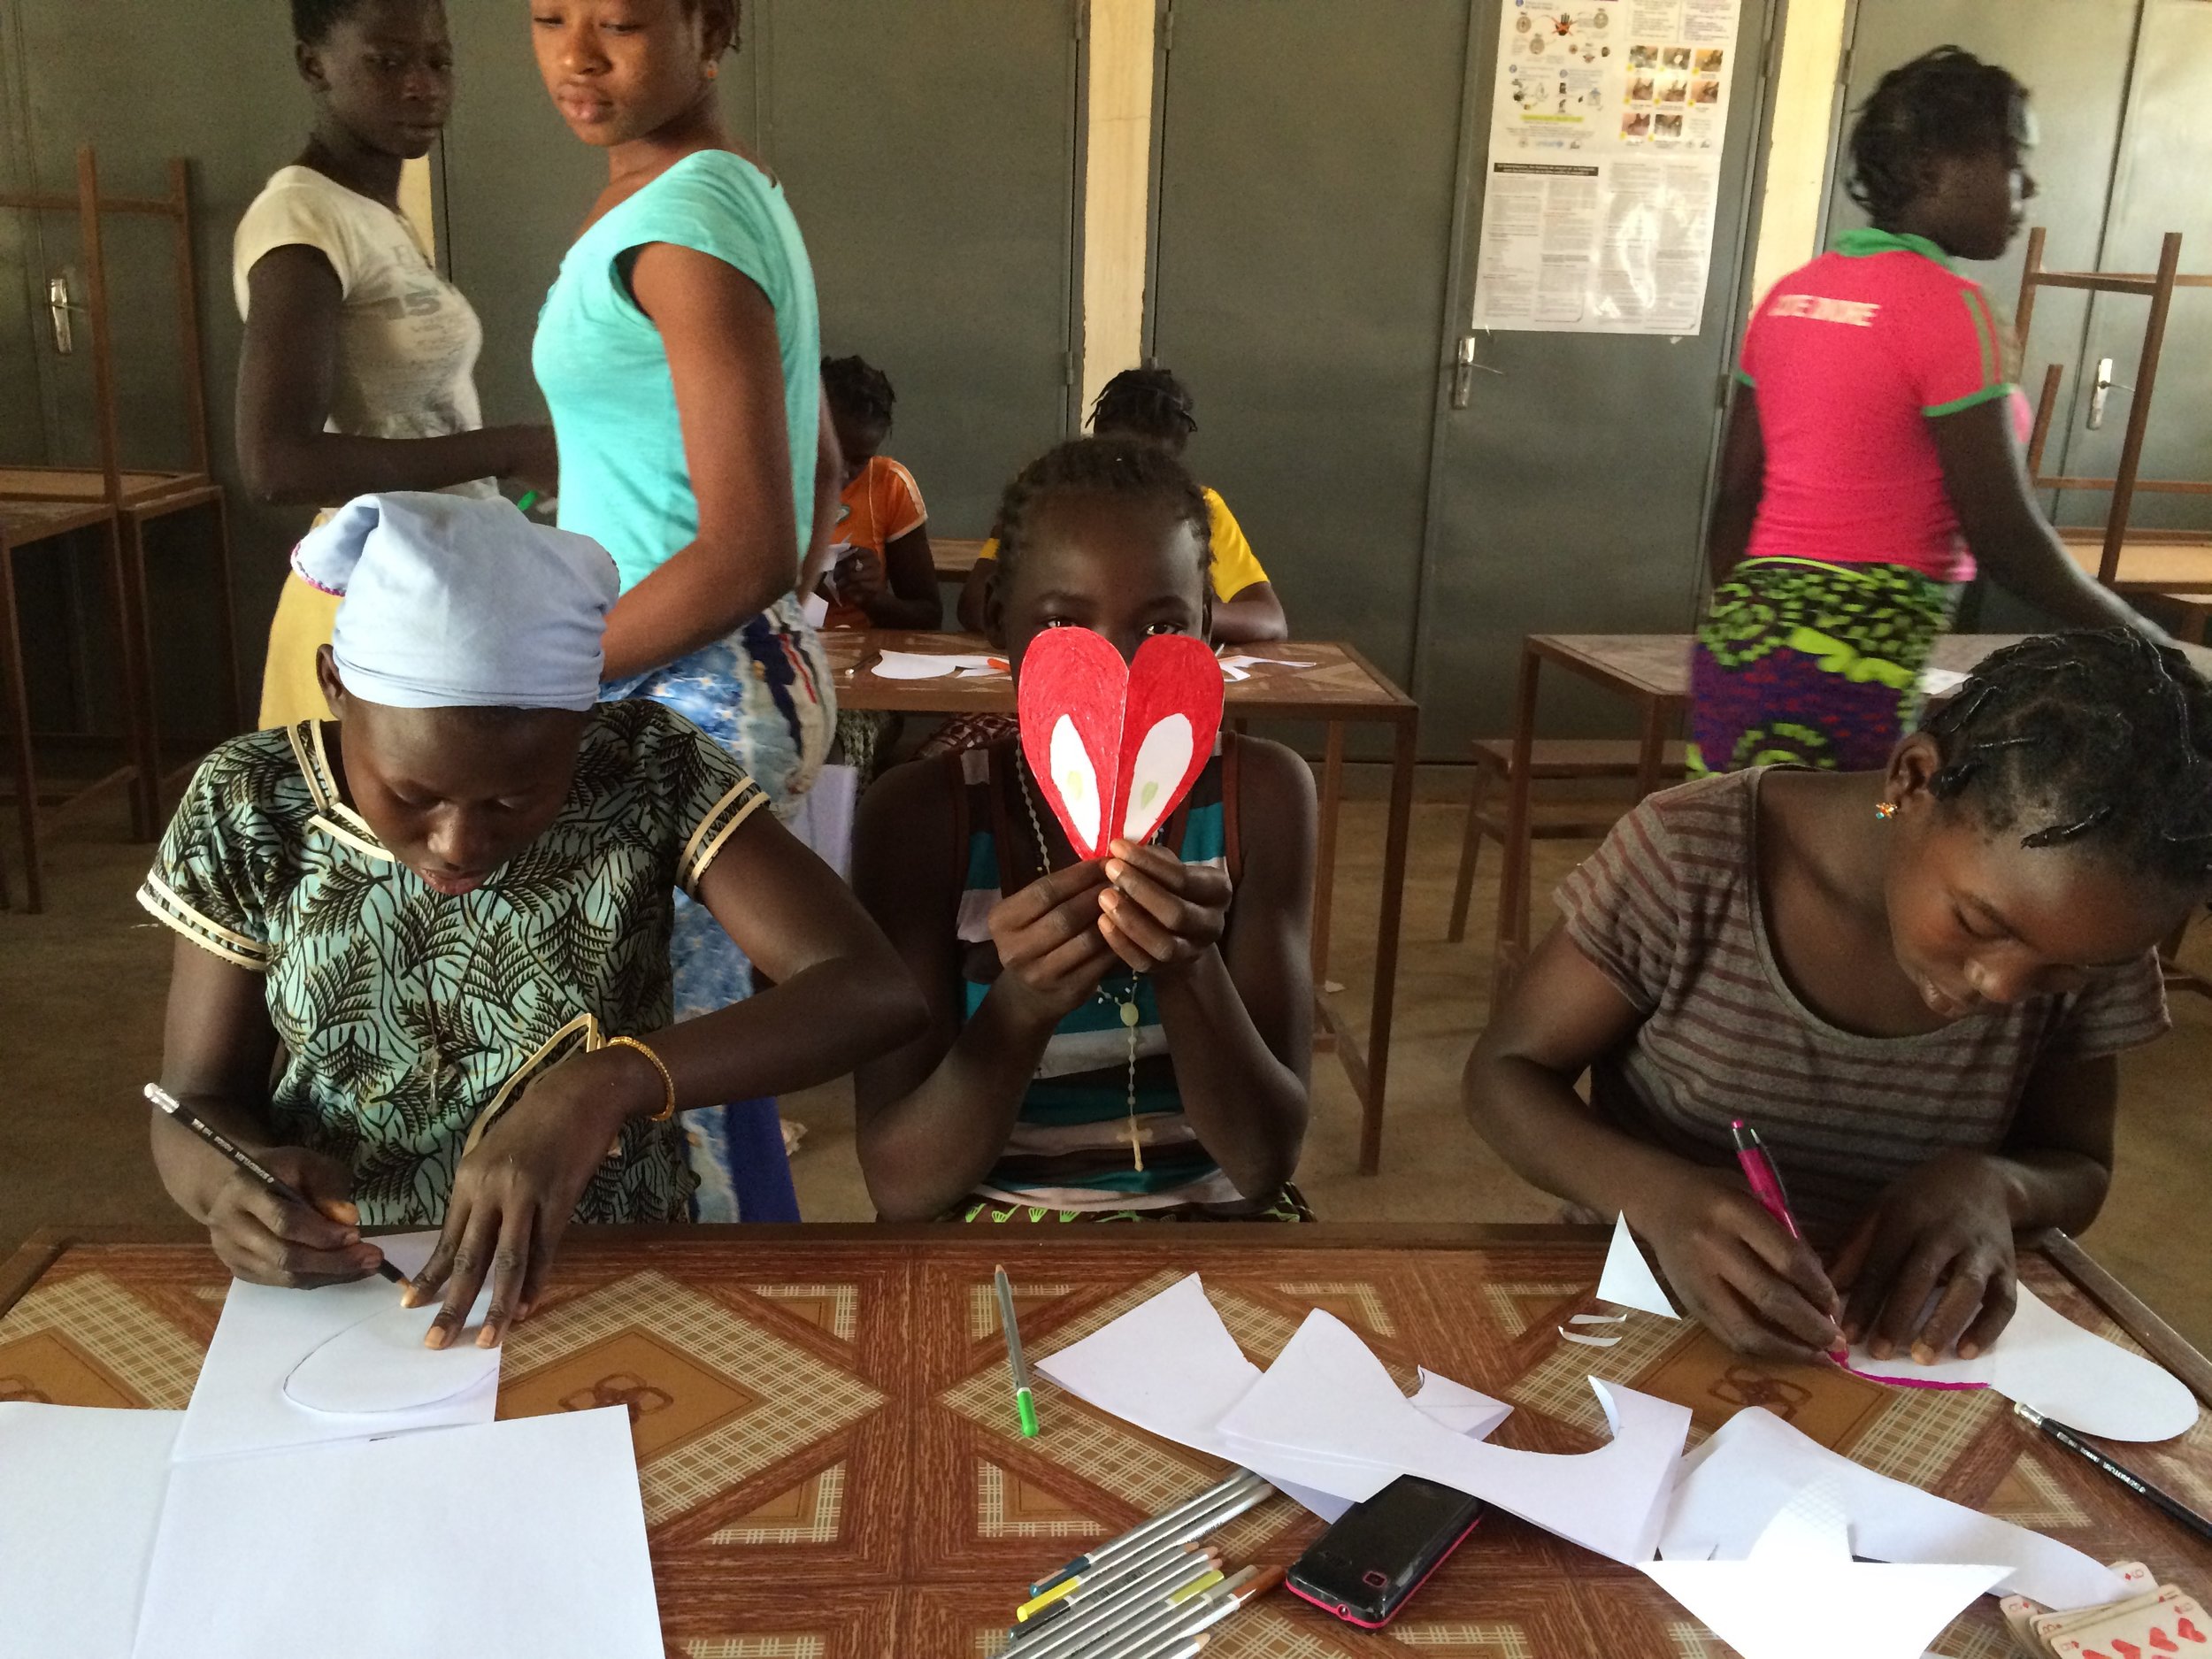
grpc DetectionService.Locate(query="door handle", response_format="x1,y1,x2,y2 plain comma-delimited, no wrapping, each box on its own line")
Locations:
2087,356,2133,431
1450,334,1502,409
46,271,87,356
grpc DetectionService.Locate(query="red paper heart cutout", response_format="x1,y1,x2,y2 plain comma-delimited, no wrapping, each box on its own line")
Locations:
1017,628,1225,860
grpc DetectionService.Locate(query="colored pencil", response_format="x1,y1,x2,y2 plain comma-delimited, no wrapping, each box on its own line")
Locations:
2016,1402,2212,1542
1031,1470,1266,1594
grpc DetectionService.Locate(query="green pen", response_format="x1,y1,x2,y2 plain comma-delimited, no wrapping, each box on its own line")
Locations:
515,489,542,513
995,1264,1039,1437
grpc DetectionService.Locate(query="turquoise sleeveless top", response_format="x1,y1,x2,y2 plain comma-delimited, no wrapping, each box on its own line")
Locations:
534,150,820,595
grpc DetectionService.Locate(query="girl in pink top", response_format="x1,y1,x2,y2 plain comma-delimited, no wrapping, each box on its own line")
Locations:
1691,48,2162,778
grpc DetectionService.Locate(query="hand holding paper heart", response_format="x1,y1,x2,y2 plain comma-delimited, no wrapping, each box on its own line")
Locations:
1017,626,1225,862
1098,838,1233,978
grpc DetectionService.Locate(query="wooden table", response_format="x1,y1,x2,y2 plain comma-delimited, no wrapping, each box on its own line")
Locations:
1494,631,2212,974
933,537,987,581
0,498,145,912
5,1224,2208,1657
826,630,1421,1173
2060,527,2212,595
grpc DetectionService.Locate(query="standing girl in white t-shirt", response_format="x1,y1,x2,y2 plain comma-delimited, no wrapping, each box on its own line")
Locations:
236,0,557,726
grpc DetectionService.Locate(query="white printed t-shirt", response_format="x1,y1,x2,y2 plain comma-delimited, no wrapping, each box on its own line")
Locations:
232,165,495,497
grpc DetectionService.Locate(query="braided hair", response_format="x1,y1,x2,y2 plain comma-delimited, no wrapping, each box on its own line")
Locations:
992,436,1212,591
1847,48,2028,226
1088,367,1199,447
821,354,895,434
1920,630,2212,895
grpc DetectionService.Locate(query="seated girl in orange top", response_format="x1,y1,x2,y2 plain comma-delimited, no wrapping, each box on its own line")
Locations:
818,354,941,632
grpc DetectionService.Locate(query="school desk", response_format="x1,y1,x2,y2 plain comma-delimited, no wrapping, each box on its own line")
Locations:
1491,631,2212,983
933,537,987,581
823,629,1420,1175
5,1223,2209,1657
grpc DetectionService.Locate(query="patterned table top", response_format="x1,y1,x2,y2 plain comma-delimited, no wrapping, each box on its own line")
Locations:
5,1225,2208,1659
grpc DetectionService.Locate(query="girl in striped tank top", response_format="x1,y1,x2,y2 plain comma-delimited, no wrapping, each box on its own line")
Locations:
853,437,1317,1222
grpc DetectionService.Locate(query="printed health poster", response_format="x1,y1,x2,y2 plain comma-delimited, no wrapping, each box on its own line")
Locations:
1471,0,1744,334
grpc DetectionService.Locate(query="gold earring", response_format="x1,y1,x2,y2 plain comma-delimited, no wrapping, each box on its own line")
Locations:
1874,800,1899,820
703,60,718,79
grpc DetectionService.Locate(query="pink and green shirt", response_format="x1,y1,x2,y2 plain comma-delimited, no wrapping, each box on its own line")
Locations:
1737,228,2013,584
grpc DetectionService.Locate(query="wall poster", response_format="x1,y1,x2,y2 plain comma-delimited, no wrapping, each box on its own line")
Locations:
1471,0,1745,335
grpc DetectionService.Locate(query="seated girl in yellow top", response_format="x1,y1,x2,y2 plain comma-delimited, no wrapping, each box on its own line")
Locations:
959,367,1289,644
818,354,941,632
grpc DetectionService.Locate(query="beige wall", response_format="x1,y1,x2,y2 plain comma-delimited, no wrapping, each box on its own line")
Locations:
1080,0,1156,416
1748,0,1850,306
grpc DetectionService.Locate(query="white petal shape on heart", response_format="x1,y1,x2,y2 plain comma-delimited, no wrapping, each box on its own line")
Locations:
1049,714,1102,852
1121,713,1194,842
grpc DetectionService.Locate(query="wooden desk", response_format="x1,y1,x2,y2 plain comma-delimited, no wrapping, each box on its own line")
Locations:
826,631,1420,1173
0,499,143,912
2061,528,2212,595
4,1224,2206,1658
933,537,987,581
1494,632,2212,977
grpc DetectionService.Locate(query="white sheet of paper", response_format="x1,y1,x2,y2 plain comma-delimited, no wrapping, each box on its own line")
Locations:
1596,1213,1679,1317
131,1407,661,1659
1644,1481,2006,1659
283,1294,499,1414
1838,1284,2196,1442
1216,655,1317,683
0,1404,181,1659
1216,1310,1689,1563
1917,667,1969,697
174,1233,497,1462
871,650,1003,680
1033,1273,1510,1520
1657,1406,2125,1609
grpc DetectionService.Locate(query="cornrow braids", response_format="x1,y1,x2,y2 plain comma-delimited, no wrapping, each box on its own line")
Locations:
821,354,895,433
992,435,1212,591
1920,630,2212,895
1847,47,2028,226
1088,367,1199,444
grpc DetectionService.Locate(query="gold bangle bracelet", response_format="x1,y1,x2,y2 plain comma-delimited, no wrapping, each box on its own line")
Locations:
605,1034,676,1123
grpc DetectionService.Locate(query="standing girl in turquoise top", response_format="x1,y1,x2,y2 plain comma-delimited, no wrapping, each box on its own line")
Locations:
852,438,1317,1223
529,0,835,1220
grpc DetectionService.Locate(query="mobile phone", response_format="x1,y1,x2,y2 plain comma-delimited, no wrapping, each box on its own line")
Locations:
1285,1476,1485,1629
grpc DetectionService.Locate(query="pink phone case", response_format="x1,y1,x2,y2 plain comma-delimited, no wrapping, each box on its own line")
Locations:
1284,1513,1483,1631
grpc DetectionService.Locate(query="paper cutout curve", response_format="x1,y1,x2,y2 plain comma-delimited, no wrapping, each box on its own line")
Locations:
283,1293,497,1417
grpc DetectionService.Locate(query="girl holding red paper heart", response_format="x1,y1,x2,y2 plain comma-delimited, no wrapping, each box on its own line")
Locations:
851,437,1318,1222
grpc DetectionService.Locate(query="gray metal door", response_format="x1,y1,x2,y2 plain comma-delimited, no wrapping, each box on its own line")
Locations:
2043,0,2212,534
1824,0,2148,543
1148,0,1475,703
1412,0,1778,757
443,0,1080,540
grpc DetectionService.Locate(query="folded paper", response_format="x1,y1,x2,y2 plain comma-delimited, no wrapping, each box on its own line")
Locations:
1597,1212,1679,1318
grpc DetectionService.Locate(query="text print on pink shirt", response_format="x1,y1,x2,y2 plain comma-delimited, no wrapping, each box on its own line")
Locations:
1770,294,1882,327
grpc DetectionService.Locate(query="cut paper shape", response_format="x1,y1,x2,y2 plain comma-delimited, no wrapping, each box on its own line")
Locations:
1035,1272,1509,1521
1917,666,1969,697
871,649,1007,680
0,1403,181,1659
131,1407,662,1659
1560,1327,1624,1348
283,1285,498,1415
1658,1406,2126,1609
1840,1284,2198,1442
1597,1212,1679,1317
1216,653,1316,682
1216,1310,1690,1563
174,1232,497,1461
1018,627,1225,859
1644,1480,2007,1659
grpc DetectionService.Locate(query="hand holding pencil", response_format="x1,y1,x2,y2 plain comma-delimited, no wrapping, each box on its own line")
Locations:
146,1083,400,1290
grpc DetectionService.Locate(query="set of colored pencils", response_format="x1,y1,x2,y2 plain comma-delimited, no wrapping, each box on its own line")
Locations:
1003,1470,1284,1657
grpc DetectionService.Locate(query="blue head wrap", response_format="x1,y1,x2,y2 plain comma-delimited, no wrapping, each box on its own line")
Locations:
293,493,618,712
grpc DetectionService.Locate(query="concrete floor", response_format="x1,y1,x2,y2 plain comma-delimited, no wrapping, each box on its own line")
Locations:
4,778,2208,1352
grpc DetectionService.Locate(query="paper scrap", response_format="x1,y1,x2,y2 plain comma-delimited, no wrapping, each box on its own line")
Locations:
1216,1310,1689,1563
1034,1273,1509,1520
0,1404,180,1659
1597,1213,1679,1318
1658,1406,2125,1609
871,650,1006,680
132,1408,662,1659
1217,654,1316,682
1559,1327,1624,1348
1917,667,1969,697
1841,1283,2198,1442
1644,1481,2006,1659
174,1233,497,1462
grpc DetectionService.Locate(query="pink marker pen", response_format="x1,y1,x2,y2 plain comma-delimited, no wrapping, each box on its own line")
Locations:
1732,1118,1847,1360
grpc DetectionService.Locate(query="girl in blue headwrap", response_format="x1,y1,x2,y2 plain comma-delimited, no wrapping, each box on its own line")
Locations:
138,493,923,1348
